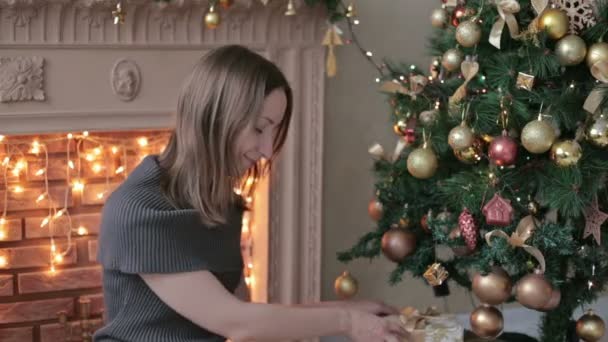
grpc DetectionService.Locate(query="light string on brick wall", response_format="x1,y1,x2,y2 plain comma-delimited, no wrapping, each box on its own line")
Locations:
235,175,256,290
0,131,257,293
0,132,168,274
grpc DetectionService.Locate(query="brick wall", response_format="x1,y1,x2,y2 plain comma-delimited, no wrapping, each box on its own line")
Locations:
0,130,169,342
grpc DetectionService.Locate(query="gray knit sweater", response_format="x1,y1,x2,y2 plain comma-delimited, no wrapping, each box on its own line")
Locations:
94,155,244,342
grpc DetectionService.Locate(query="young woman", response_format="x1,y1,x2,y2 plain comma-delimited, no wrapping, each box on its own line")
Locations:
94,45,410,342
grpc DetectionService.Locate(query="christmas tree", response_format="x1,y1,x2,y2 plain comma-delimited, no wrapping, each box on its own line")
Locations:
328,0,608,341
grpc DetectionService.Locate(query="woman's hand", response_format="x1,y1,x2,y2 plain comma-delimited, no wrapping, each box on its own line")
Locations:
346,311,410,342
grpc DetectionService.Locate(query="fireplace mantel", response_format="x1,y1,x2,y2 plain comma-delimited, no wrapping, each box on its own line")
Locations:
0,0,325,311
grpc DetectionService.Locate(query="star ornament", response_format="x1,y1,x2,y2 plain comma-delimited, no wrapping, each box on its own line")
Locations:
583,196,608,245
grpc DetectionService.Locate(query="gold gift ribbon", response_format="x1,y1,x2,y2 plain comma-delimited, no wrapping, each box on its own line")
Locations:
380,75,428,100
449,58,479,105
489,0,521,49
485,215,546,273
322,25,343,78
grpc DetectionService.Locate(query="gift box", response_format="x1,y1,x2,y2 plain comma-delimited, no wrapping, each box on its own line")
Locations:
399,307,464,342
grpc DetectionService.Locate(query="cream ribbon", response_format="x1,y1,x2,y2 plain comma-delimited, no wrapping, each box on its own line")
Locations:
584,87,605,114
380,75,428,100
485,215,546,273
584,61,608,113
444,0,458,7
449,58,479,105
490,0,521,49
368,140,409,162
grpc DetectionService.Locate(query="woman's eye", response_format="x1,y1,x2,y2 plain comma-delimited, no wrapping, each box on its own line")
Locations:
255,128,263,134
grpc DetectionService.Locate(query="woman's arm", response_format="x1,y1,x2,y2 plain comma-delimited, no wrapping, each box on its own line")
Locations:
142,271,408,342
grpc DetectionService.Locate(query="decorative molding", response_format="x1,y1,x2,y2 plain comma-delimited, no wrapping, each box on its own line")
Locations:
0,56,45,103
110,58,141,102
0,0,325,45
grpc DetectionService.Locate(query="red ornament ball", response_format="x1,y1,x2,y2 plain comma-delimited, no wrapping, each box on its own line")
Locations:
489,133,518,166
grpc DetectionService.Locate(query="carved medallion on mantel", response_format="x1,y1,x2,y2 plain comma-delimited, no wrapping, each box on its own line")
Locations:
0,56,45,103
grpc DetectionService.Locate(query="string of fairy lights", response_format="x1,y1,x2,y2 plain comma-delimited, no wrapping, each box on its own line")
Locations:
0,132,257,291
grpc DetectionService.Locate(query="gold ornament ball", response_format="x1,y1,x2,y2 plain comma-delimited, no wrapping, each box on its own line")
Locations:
472,267,513,305
515,273,553,310
454,137,484,164
456,20,482,48
368,198,384,221
430,8,449,28
576,310,606,342
521,119,557,154
555,35,587,66
381,228,417,263
407,146,438,179
550,140,582,167
538,9,569,40
419,109,439,126
393,120,408,137
204,8,220,29
334,271,358,299
442,49,464,72
527,200,540,215
448,123,475,151
540,288,561,312
586,116,608,148
587,42,608,67
470,305,504,339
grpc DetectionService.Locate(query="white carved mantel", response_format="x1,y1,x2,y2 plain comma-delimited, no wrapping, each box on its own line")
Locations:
0,0,326,314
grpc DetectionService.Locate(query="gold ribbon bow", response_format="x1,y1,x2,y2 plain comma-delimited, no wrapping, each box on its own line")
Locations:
591,61,608,83
322,25,343,78
584,62,608,113
449,57,479,105
380,75,428,100
489,0,521,49
583,86,606,114
485,215,546,273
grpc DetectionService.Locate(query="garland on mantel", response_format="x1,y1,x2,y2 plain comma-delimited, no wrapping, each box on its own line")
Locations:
108,0,360,78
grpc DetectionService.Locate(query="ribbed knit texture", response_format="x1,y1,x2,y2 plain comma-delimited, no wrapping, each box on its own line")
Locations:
94,155,243,342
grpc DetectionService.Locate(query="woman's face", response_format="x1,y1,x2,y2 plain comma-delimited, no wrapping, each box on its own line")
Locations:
234,88,287,174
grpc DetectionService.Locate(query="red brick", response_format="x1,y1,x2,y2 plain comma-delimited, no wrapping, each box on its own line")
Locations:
81,182,119,205
0,275,13,296
40,135,76,153
0,218,22,241
0,172,19,185
81,293,104,316
26,157,74,181
0,326,33,342
40,318,102,342
24,214,71,239
88,240,98,262
25,213,100,239
0,298,74,324
0,243,76,269
0,185,72,211
19,266,102,294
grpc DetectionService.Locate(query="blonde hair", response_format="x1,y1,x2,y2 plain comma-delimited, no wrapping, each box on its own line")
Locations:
158,45,293,226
